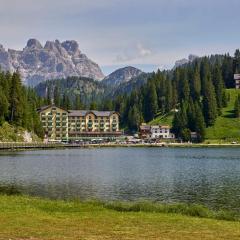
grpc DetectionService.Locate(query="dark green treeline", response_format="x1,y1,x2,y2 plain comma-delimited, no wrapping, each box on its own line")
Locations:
0,71,44,137
111,52,240,142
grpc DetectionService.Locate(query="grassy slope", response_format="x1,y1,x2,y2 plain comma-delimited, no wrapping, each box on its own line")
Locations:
149,112,174,126
149,89,240,143
205,89,240,143
0,122,40,142
0,195,240,240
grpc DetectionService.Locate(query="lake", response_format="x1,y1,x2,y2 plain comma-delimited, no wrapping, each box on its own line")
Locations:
0,147,239,212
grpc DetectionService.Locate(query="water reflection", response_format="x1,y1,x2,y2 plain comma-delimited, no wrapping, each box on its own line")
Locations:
0,147,239,212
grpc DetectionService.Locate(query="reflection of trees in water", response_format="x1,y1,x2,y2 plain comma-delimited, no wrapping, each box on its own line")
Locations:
0,148,240,215
169,176,240,212
0,184,23,195
0,181,99,200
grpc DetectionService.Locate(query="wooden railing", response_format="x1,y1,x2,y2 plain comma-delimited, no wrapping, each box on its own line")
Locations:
0,142,79,150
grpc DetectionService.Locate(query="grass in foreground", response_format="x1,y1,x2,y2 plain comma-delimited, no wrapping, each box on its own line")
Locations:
0,195,239,240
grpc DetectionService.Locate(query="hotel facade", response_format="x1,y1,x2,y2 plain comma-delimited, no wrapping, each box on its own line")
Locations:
38,105,121,141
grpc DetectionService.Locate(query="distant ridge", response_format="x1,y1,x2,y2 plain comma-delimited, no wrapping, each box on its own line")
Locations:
102,66,143,88
174,54,198,69
0,39,105,86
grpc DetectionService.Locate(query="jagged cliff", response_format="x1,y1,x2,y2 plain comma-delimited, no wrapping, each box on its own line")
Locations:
0,39,105,86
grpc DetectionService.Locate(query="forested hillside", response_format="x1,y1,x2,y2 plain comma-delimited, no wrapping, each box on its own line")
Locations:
0,71,44,138
111,50,240,142
35,76,105,109
26,48,240,143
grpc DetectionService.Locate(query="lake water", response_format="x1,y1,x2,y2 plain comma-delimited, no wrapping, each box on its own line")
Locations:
0,147,240,212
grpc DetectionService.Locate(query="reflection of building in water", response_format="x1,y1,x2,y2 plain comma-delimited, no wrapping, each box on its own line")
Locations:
37,105,121,141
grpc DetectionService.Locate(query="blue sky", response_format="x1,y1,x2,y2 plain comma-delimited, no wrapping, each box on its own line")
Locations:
0,0,240,75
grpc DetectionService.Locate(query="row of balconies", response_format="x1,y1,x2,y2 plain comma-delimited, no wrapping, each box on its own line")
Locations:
42,118,116,124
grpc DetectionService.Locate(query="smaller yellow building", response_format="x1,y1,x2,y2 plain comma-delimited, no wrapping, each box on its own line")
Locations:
38,105,121,141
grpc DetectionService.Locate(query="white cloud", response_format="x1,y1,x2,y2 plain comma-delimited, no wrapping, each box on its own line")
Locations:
114,43,152,63
137,43,152,57
0,0,239,71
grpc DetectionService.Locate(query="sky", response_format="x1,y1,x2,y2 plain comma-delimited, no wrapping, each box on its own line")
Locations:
0,0,240,75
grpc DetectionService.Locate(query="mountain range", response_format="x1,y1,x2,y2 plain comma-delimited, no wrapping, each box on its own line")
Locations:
0,39,104,86
35,67,148,105
0,39,200,100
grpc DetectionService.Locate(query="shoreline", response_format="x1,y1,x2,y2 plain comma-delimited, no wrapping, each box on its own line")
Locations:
1,142,240,151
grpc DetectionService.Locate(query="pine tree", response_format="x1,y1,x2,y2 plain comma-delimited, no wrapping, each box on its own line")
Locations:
233,49,240,73
180,70,190,101
0,87,9,125
128,104,141,131
192,66,201,100
212,63,224,114
144,81,158,121
202,80,218,126
234,94,240,118
222,54,234,88
172,102,188,137
180,128,191,142
54,84,61,107
187,99,196,131
46,85,52,105
90,101,97,110
102,99,113,111
61,93,71,110
75,95,83,110
9,72,24,125
194,102,206,142
165,79,173,112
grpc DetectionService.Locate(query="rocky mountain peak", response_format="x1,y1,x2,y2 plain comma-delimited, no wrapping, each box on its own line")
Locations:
61,40,80,55
26,39,43,49
0,39,105,86
102,66,143,88
44,40,59,50
174,54,198,69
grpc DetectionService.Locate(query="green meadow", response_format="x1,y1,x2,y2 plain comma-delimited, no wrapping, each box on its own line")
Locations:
0,195,239,240
149,89,240,143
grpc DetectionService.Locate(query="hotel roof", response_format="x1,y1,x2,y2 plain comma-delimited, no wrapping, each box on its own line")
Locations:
37,105,68,112
68,110,118,117
38,105,119,117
